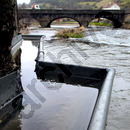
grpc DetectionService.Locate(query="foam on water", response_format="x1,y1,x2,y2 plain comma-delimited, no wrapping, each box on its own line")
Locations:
70,28,130,47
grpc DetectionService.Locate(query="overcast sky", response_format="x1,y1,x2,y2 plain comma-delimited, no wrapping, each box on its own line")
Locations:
17,0,30,4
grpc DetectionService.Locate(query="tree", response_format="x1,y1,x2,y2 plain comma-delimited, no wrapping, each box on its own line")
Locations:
0,0,18,77
18,3,30,9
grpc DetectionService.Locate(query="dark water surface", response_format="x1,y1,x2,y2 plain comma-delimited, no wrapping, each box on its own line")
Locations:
2,40,98,130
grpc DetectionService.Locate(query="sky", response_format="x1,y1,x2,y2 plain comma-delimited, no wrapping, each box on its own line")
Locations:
17,0,30,4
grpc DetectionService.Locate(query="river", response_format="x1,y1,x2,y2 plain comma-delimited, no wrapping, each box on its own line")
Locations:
2,25,130,130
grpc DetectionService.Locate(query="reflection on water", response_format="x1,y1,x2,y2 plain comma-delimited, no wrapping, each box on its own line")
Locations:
21,81,98,130
2,40,98,130
51,24,79,28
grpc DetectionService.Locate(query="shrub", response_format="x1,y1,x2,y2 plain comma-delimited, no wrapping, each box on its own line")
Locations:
55,26,85,38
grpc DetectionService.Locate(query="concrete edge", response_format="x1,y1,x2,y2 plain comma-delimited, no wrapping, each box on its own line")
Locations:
88,68,115,130
35,34,115,130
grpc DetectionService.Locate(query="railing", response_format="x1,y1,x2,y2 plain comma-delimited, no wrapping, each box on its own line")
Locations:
0,71,22,107
35,35,45,62
0,71,23,124
11,35,22,48
11,35,23,56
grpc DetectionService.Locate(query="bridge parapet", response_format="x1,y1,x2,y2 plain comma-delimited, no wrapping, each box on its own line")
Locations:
19,9,126,14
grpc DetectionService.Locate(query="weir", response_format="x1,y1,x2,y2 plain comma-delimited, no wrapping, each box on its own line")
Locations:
35,36,115,130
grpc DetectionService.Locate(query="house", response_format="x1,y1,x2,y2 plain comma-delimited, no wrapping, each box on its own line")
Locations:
102,2,120,10
32,4,40,9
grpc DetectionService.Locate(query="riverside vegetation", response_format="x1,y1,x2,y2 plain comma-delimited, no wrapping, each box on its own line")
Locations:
89,22,113,26
55,26,85,38
29,0,130,9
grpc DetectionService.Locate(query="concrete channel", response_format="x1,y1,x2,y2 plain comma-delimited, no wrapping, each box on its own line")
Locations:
36,36,115,130
0,35,115,130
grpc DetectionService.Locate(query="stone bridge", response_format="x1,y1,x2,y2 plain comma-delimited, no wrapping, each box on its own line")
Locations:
18,9,129,28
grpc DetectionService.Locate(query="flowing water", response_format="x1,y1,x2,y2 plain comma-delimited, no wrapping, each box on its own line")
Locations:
1,26,130,130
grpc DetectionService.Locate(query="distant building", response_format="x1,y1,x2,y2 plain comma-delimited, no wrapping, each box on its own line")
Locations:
32,4,40,9
102,3,120,10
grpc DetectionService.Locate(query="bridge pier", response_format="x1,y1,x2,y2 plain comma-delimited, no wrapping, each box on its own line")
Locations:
113,19,123,28
39,22,50,28
80,21,89,27
37,18,51,28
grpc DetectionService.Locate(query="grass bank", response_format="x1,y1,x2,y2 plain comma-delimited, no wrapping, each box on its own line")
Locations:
89,22,113,26
52,21,78,24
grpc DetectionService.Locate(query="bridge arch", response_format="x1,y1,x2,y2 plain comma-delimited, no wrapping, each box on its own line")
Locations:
95,11,123,28
47,17,81,27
